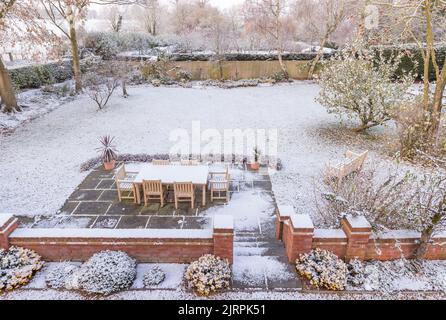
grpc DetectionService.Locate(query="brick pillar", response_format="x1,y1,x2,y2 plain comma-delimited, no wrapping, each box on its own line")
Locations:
285,214,314,263
0,214,18,250
275,205,294,240
213,215,234,264
341,215,372,260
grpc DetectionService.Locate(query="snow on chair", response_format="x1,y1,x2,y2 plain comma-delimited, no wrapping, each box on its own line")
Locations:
326,150,369,183
173,182,195,209
115,164,138,202
180,159,200,166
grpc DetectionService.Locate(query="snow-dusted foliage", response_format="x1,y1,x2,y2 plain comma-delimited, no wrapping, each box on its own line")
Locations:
76,251,136,295
295,248,348,291
0,246,44,291
143,266,166,287
317,41,414,131
185,254,231,296
347,259,365,287
346,259,446,293
45,262,79,289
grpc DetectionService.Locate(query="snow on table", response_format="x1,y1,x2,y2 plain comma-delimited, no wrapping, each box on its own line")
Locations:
133,164,209,185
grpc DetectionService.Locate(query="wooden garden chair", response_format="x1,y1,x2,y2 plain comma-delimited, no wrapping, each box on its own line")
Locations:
142,180,166,207
210,177,230,203
173,182,195,209
152,159,170,165
180,159,200,166
115,164,138,202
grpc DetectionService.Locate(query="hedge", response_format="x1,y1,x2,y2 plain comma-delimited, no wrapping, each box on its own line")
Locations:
9,60,73,90
373,44,446,81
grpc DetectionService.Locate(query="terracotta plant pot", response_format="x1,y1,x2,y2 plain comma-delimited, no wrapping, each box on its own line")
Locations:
103,160,116,171
249,162,260,170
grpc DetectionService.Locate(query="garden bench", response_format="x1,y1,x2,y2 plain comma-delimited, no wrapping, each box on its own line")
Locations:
326,150,368,182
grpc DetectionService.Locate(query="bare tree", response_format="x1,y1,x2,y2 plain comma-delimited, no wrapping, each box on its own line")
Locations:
297,0,348,78
243,0,290,76
107,5,123,32
39,0,90,93
143,0,160,35
381,0,446,145
0,0,59,113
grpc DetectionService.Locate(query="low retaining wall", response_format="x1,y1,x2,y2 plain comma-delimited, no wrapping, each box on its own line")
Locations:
0,214,234,264
275,205,446,262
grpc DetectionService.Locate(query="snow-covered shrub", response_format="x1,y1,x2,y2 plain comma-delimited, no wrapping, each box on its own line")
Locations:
317,41,414,132
175,69,192,82
45,262,79,289
185,254,231,296
0,246,44,291
76,251,136,295
295,248,348,291
347,259,365,287
10,61,72,89
143,266,166,287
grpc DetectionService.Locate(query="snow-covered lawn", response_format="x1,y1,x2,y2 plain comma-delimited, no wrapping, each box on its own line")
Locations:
0,82,407,221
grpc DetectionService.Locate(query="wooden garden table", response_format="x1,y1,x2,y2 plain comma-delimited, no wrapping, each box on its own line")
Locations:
133,164,210,206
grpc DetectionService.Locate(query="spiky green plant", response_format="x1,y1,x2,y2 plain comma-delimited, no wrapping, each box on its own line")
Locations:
97,135,118,163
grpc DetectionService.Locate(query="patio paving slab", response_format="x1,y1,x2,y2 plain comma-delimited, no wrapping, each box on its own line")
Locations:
69,189,103,201
116,216,149,229
106,202,141,216
96,179,115,189
91,216,120,229
147,216,184,229
73,202,111,215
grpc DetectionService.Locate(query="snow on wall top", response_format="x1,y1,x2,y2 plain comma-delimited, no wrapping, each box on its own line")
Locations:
373,230,421,239
290,214,314,229
0,213,14,228
277,205,295,217
345,215,372,229
314,229,347,239
10,228,213,239
213,215,234,230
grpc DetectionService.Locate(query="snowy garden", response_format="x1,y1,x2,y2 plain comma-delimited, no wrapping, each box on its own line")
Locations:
2,0,446,301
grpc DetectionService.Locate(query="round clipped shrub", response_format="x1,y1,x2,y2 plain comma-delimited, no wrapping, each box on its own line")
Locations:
76,250,136,295
143,266,166,287
185,254,231,296
0,246,44,292
45,262,79,289
295,248,348,291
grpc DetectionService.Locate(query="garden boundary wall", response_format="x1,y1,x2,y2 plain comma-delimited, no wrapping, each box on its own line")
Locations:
0,214,234,264
275,205,446,262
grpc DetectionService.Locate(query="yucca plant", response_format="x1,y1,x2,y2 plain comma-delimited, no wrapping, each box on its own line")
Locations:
97,135,118,170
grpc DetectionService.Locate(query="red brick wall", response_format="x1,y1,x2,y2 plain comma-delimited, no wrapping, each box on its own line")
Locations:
278,215,446,262
213,228,234,264
2,222,234,264
9,236,215,263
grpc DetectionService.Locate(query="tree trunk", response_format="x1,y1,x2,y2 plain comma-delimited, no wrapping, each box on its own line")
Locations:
309,38,328,79
277,50,288,78
0,57,20,113
69,21,82,93
122,80,128,98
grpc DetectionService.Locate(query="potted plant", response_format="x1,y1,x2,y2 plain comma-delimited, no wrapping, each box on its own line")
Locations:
97,135,118,170
249,146,261,170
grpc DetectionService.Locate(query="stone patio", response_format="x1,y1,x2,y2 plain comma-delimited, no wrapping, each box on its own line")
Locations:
15,162,301,290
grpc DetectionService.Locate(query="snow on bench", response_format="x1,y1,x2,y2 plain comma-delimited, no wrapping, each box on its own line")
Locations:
326,150,369,182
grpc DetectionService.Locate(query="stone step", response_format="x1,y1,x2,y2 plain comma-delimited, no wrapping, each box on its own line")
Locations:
234,247,268,256
233,241,270,248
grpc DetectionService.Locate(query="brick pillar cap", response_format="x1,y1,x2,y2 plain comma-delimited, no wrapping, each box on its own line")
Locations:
277,205,295,218
0,213,14,229
344,214,372,231
290,214,314,230
213,215,234,230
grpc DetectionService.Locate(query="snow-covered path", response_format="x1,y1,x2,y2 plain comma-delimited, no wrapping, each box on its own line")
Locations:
0,82,381,218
